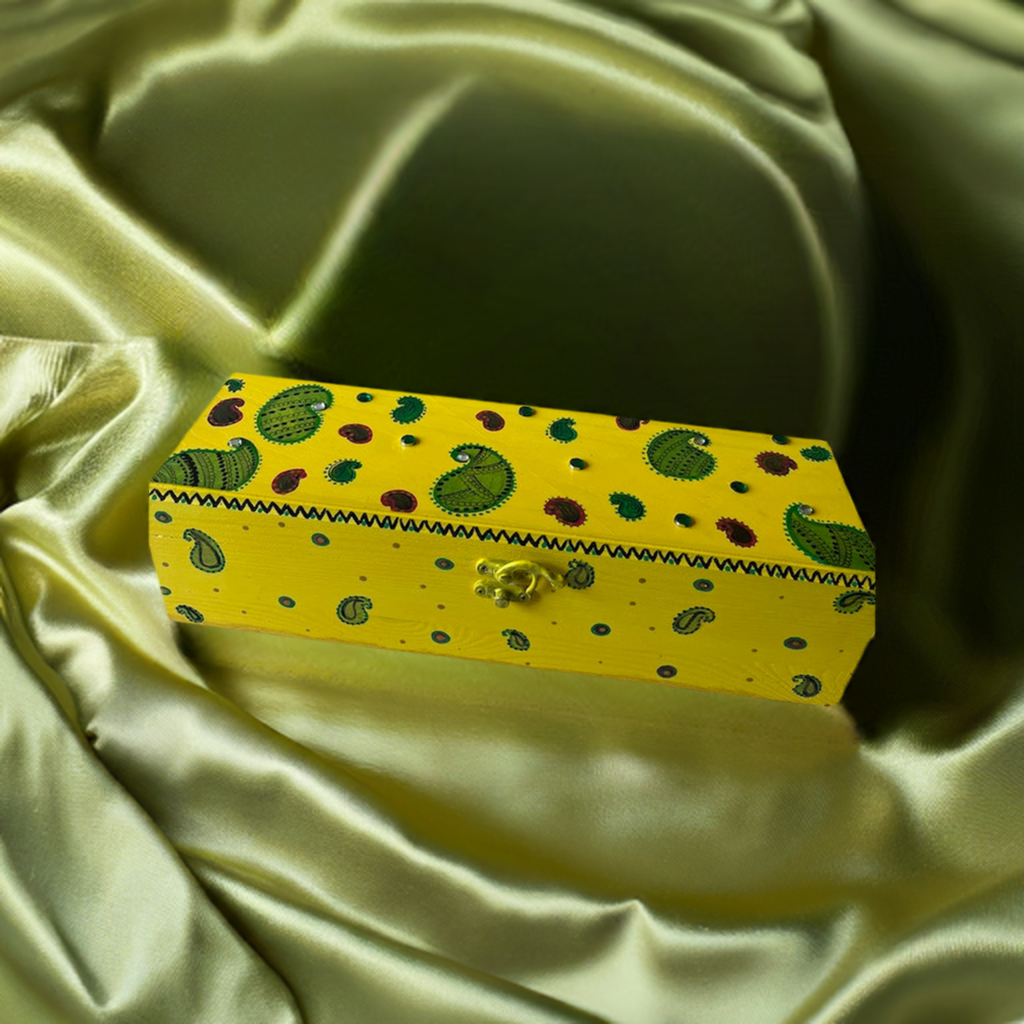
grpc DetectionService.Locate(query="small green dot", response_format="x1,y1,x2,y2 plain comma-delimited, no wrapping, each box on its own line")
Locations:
518,406,535,417
356,392,373,402
772,435,789,444
784,636,808,651
311,533,330,546
674,513,693,527
279,596,296,608
693,579,714,592
435,558,454,570
400,434,417,446
591,623,611,636
154,511,172,523
569,458,586,470
160,586,171,596
730,481,749,493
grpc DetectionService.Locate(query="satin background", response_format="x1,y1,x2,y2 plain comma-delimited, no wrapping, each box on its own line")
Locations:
2,0,1024,1021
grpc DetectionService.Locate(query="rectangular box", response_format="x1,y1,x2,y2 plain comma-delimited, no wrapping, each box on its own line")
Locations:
150,373,875,704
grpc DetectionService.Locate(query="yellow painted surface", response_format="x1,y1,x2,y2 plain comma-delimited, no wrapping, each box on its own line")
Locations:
149,373,876,704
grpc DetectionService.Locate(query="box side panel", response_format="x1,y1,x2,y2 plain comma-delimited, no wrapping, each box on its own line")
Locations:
149,492,874,706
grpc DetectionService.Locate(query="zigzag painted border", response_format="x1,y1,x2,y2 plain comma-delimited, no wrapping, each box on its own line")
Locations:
149,487,876,591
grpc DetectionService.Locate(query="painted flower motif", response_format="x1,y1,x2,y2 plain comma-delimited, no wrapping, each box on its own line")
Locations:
755,451,798,476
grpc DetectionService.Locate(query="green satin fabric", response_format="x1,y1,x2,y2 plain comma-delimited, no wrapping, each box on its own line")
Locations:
2,1,1023,1021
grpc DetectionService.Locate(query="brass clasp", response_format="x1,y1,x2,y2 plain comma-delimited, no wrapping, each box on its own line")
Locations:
473,558,565,608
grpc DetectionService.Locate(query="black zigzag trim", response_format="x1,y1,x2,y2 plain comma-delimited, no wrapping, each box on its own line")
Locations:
149,487,875,591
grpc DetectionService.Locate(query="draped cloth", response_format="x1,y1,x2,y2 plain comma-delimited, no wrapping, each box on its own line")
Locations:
2,1,1024,1020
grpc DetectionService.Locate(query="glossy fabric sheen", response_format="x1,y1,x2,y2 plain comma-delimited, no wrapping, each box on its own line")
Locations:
1,1,1023,1021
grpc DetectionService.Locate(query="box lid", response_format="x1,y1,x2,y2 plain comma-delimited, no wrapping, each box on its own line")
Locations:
150,373,875,587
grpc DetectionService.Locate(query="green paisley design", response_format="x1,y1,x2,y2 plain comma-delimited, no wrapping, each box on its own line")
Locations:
432,445,516,516
153,438,260,490
644,429,716,481
792,674,823,698
672,606,716,635
502,628,530,651
609,492,646,521
833,590,876,614
325,459,361,484
255,384,333,444
800,445,833,462
564,559,595,589
547,417,577,443
175,605,204,623
336,595,372,625
390,395,426,424
225,378,245,393
183,528,225,573
784,503,876,571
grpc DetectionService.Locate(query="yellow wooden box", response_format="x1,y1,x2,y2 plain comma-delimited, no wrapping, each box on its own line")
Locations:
149,373,876,705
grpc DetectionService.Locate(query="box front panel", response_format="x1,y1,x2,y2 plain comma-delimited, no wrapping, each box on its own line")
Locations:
150,494,874,705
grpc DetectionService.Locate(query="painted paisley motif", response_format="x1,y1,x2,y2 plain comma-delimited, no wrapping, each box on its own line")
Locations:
325,459,361,484
609,492,645,521
338,423,373,444
432,445,515,516
183,528,225,573
547,417,577,443
475,410,505,431
792,674,823,698
153,438,260,491
800,445,833,462
381,489,417,512
755,451,798,476
272,468,307,494
255,384,333,444
644,429,716,481
502,629,530,651
784,503,875,571
208,398,245,426
672,607,715,634
564,559,595,589
716,517,757,548
391,395,426,424
833,590,876,614
175,605,204,623
336,595,372,625
543,497,586,527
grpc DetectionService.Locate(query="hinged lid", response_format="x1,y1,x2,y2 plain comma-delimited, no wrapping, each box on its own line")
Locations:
150,373,875,588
